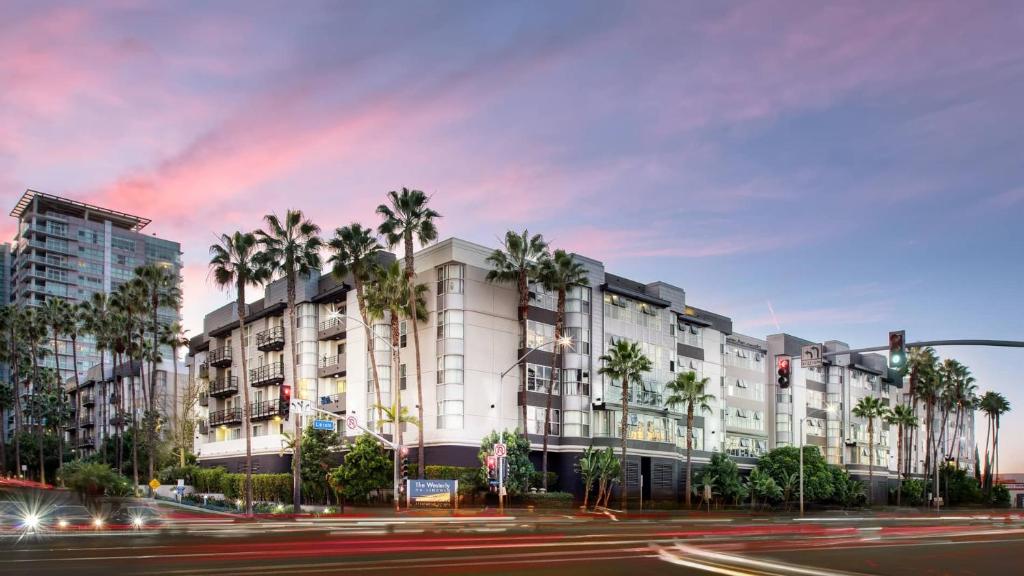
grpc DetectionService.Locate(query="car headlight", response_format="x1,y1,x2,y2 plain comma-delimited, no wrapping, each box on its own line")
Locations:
22,514,40,530
132,516,144,528
93,518,104,528
58,519,69,528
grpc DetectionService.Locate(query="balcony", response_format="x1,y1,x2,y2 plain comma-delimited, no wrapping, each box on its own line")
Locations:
249,361,285,387
77,436,95,449
256,326,286,352
80,416,95,428
250,400,285,422
109,393,121,405
209,375,239,398
208,346,232,368
319,393,346,414
317,353,346,378
63,420,77,430
608,385,664,409
318,317,346,340
209,407,243,427
109,412,128,427
82,393,96,407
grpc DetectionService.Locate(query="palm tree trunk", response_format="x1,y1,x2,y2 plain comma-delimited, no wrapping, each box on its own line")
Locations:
71,335,81,464
391,313,402,511
983,414,992,491
11,325,21,476
620,373,629,512
403,234,426,479
518,271,529,440
355,282,384,427
131,363,140,494
237,290,254,517
287,278,303,515
52,330,64,484
173,344,181,467
31,347,43,484
99,349,106,465
896,423,903,506
867,419,874,506
686,406,694,507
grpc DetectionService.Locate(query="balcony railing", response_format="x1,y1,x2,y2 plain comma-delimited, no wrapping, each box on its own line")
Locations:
209,407,243,427
250,361,285,387
77,436,95,448
318,316,346,340
209,375,239,398
256,326,286,352
80,416,95,428
109,412,129,427
317,353,346,378
319,393,346,413
208,346,232,368
81,393,96,406
608,385,664,409
250,400,285,421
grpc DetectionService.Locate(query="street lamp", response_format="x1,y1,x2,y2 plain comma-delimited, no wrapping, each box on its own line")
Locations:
497,336,574,432
324,310,402,510
799,417,805,517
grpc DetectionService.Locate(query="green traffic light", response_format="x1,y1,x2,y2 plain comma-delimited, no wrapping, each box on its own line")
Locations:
891,353,903,365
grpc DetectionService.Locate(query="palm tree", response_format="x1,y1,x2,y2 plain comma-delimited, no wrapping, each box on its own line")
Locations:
135,262,182,482
162,321,189,466
1,305,25,476
377,188,440,477
21,307,49,482
80,293,112,464
42,297,71,477
885,404,918,506
112,279,149,491
485,230,549,440
665,370,714,507
941,361,975,466
365,261,428,509
536,249,588,490
906,346,938,477
852,396,889,506
258,209,322,513
209,231,271,516
597,339,652,511
0,380,12,476
327,223,386,425
979,391,1011,489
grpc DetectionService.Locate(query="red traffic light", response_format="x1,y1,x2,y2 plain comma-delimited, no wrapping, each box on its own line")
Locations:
776,356,791,389
486,455,496,471
777,357,790,375
281,384,292,402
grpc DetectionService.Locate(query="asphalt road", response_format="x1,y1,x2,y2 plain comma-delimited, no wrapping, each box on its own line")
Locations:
3,510,1023,575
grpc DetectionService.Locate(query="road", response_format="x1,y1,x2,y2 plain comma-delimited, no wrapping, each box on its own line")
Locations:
2,509,1023,575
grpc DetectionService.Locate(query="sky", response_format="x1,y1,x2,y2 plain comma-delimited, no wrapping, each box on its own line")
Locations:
1,1,1022,468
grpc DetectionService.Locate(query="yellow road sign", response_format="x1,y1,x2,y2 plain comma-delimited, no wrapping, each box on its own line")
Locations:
149,479,161,490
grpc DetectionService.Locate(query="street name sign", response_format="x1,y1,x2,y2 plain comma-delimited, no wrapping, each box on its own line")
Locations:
312,419,335,431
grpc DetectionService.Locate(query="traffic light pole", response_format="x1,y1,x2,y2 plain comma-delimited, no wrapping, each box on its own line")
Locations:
821,339,1024,357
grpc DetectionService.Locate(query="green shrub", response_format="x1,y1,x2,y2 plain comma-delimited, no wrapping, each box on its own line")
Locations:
424,465,485,494
159,464,200,486
897,479,926,506
60,461,134,499
193,467,227,493
990,484,1011,508
520,492,574,508
530,471,558,490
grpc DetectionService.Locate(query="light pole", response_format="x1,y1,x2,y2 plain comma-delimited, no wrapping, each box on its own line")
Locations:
497,336,574,432
324,310,402,510
494,336,573,513
799,417,805,517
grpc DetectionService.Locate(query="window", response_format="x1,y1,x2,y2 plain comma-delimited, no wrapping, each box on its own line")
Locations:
565,286,591,314
253,425,263,437
399,364,407,391
527,363,553,393
436,263,465,295
526,406,560,436
436,355,464,384
437,310,464,339
563,327,590,355
525,320,554,350
563,410,590,437
561,369,590,396
111,236,136,251
399,320,408,348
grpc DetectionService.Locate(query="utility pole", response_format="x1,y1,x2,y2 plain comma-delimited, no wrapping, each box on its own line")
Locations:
799,417,805,517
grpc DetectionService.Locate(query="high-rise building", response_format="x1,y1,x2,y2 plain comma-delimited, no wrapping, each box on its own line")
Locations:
7,190,183,381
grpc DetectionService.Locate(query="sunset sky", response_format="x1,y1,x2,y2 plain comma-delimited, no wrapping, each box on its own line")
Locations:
2,1,1022,468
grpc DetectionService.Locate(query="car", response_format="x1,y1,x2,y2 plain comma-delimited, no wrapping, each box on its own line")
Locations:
109,505,164,529
50,505,103,530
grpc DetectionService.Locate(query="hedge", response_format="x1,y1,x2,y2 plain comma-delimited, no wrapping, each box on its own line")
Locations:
520,492,574,508
424,465,485,494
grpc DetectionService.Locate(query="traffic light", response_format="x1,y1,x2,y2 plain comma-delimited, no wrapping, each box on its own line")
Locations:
888,330,906,369
400,457,409,481
486,455,497,481
279,384,292,417
776,356,791,389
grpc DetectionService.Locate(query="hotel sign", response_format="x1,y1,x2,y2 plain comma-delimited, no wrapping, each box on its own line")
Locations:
407,479,458,508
